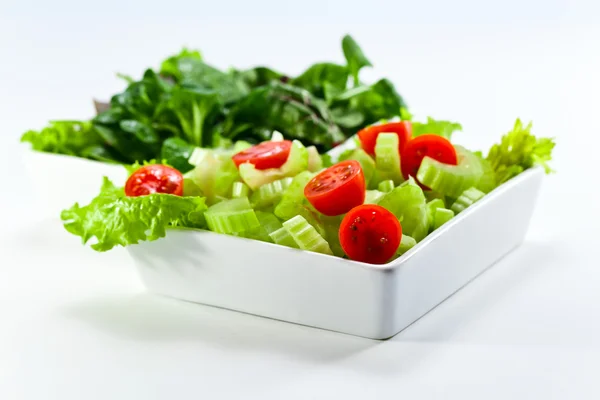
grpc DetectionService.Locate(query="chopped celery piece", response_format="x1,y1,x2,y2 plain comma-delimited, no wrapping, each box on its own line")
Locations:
378,180,395,193
239,140,308,190
245,211,283,242
322,215,345,257
233,140,253,153
282,215,333,256
271,131,284,141
340,148,375,185
185,152,240,204
397,234,417,256
416,145,483,198
205,197,261,235
231,181,250,198
269,227,299,248
426,198,445,228
188,147,208,166
364,190,385,205
274,171,315,220
205,210,260,235
433,208,454,230
475,154,497,193
307,146,323,172
378,178,429,242
250,177,293,209
374,133,403,185
451,187,486,214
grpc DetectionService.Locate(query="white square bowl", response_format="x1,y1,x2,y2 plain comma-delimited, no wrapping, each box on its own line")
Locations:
24,149,544,339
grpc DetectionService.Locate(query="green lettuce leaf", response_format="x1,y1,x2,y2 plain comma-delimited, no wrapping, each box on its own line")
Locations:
486,119,555,184
160,48,202,81
21,120,116,161
412,117,463,140
61,177,207,251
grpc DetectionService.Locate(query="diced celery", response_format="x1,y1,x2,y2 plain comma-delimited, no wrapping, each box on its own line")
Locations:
239,140,309,190
397,234,417,256
451,187,486,214
341,148,376,185
231,181,250,198
274,171,315,220
250,177,293,209
185,152,240,204
282,215,333,255
245,211,284,242
307,146,323,172
233,140,253,153
271,131,284,141
205,197,261,235
322,215,345,257
476,155,497,193
364,190,385,205
416,145,484,198
269,227,299,248
378,180,395,193
374,133,403,185
378,178,429,242
433,208,454,230
426,198,445,228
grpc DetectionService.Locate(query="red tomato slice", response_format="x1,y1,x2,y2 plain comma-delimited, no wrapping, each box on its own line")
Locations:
232,140,292,170
401,134,458,181
125,164,184,197
339,204,402,264
304,160,365,216
357,121,412,156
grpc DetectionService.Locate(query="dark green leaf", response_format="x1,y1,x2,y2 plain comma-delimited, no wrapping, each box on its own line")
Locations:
162,86,223,147
160,48,202,81
232,66,285,89
290,63,348,99
342,35,372,86
160,137,195,173
223,82,345,149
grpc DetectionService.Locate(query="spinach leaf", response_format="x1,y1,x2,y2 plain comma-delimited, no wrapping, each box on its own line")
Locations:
342,35,372,86
160,86,223,147
232,66,285,89
330,79,406,134
160,137,196,173
290,63,348,100
160,48,202,81
162,56,249,104
92,69,173,162
223,82,345,149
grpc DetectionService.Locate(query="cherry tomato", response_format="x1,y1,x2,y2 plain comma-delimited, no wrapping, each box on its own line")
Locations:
357,121,412,156
125,164,184,197
401,134,458,181
339,204,402,264
304,160,365,216
232,140,292,170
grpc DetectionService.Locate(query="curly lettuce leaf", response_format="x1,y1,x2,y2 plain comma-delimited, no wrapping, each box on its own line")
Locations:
412,117,463,140
61,177,207,251
486,119,555,184
20,120,116,161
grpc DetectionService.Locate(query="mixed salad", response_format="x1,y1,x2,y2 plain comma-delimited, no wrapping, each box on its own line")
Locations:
61,118,554,264
20,34,555,264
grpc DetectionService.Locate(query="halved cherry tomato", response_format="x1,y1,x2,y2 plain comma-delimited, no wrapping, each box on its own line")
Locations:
125,164,184,197
339,204,402,264
304,160,365,216
357,121,412,156
232,140,292,170
401,134,457,181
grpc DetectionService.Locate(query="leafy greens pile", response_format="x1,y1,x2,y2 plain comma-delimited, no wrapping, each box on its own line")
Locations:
22,35,407,172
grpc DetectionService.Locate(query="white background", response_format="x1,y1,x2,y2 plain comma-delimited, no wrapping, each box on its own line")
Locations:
1,1,600,398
